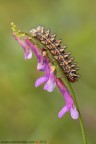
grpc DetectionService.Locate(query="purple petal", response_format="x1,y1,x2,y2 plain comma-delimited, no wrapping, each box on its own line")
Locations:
26,39,46,71
24,50,32,60
44,66,56,92
37,56,46,71
56,78,73,103
70,106,79,119
35,76,48,87
13,33,32,60
44,81,56,92
37,62,46,71
58,106,69,118
44,75,56,92
56,78,79,119
26,38,39,55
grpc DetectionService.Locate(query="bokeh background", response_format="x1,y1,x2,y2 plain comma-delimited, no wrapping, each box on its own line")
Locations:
0,0,96,144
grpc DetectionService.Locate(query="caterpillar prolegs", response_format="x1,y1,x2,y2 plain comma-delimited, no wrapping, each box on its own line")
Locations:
30,26,79,82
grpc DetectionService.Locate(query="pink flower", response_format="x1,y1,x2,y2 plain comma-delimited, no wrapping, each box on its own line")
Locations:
44,64,56,92
26,39,46,71
13,33,32,60
56,78,79,119
35,59,56,92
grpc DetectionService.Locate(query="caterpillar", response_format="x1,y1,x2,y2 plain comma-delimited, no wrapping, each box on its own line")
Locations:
30,26,79,82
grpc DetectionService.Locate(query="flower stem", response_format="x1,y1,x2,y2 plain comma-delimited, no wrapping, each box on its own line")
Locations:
68,82,87,144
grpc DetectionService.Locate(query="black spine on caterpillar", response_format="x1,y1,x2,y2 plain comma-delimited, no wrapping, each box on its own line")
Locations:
30,26,79,82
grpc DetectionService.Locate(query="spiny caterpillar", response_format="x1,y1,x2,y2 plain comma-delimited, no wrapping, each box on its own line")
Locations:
30,26,79,82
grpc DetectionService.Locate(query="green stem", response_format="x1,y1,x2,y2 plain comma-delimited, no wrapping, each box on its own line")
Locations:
68,82,87,144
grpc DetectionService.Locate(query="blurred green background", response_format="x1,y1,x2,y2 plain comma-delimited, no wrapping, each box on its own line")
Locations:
0,0,96,144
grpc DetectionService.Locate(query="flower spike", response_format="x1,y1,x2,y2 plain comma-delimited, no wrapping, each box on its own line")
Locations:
11,23,78,119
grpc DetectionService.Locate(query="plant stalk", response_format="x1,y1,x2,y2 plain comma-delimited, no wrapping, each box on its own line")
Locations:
68,82,87,144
